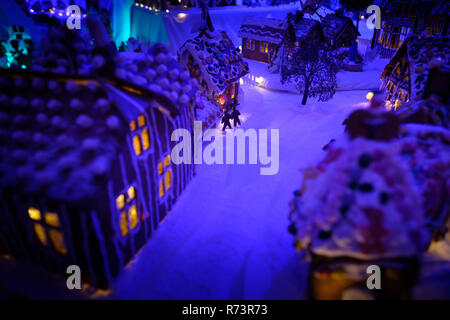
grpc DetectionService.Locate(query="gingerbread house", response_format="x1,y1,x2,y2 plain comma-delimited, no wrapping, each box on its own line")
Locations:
321,13,359,49
279,17,324,73
373,0,449,59
237,17,286,64
0,30,196,288
380,35,449,109
178,28,248,112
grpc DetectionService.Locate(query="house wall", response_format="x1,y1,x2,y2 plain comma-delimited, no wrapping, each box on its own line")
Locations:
335,24,357,48
242,38,276,64
0,99,195,290
374,1,448,58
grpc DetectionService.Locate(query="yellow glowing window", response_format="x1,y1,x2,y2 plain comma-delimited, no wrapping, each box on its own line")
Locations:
165,169,172,190
158,162,164,175
127,186,136,200
116,194,125,210
138,114,146,127
120,211,128,237
246,39,255,50
141,128,150,150
159,179,165,198
164,154,170,168
260,41,269,53
28,207,41,221
129,205,138,229
133,135,142,155
44,212,60,228
129,120,137,131
49,229,67,255
33,223,47,246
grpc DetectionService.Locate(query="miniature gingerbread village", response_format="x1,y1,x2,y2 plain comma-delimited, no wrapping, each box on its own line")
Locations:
0,0,449,302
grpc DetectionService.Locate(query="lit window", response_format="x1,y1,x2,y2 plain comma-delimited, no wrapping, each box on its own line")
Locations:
159,179,165,198
133,135,142,155
49,229,67,255
44,212,60,228
260,41,269,53
127,186,135,201
28,207,41,221
165,169,172,190
246,39,255,51
138,115,146,127
164,154,171,168
130,120,137,131
142,128,150,150
131,114,152,156
33,223,47,246
129,205,138,229
29,208,67,255
120,211,128,236
116,194,125,210
158,162,164,175
117,185,139,237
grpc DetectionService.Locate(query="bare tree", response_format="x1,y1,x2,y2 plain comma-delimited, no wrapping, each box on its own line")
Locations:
281,45,339,105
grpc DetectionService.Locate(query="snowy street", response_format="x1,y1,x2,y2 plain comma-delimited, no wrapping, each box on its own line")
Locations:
111,85,367,299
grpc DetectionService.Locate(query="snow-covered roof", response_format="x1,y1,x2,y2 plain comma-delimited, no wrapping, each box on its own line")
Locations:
114,44,198,109
0,36,198,203
178,29,249,95
0,67,189,203
237,17,286,45
382,35,450,101
291,18,323,41
0,71,125,203
322,14,359,41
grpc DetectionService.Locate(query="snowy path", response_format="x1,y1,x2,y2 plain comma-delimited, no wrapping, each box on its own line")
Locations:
110,86,367,299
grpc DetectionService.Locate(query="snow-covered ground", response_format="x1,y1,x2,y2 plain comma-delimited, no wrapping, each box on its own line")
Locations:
244,57,388,93
110,86,368,299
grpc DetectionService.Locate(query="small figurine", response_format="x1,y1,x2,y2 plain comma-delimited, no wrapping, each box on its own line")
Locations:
221,111,232,131
231,107,241,128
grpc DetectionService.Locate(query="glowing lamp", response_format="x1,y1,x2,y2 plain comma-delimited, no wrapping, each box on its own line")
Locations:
366,92,374,100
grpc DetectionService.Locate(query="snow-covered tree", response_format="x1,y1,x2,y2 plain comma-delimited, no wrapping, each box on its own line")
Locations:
281,45,339,105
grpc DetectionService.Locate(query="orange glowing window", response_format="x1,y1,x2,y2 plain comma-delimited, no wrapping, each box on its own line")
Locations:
158,162,164,175
246,39,255,51
133,135,142,155
138,114,146,127
44,212,60,228
260,41,269,53
127,186,135,201
116,194,125,210
129,205,138,229
159,179,165,198
33,223,47,246
164,154,171,168
120,211,129,236
142,128,150,150
49,229,67,255
28,207,41,221
165,169,172,190
129,120,137,131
